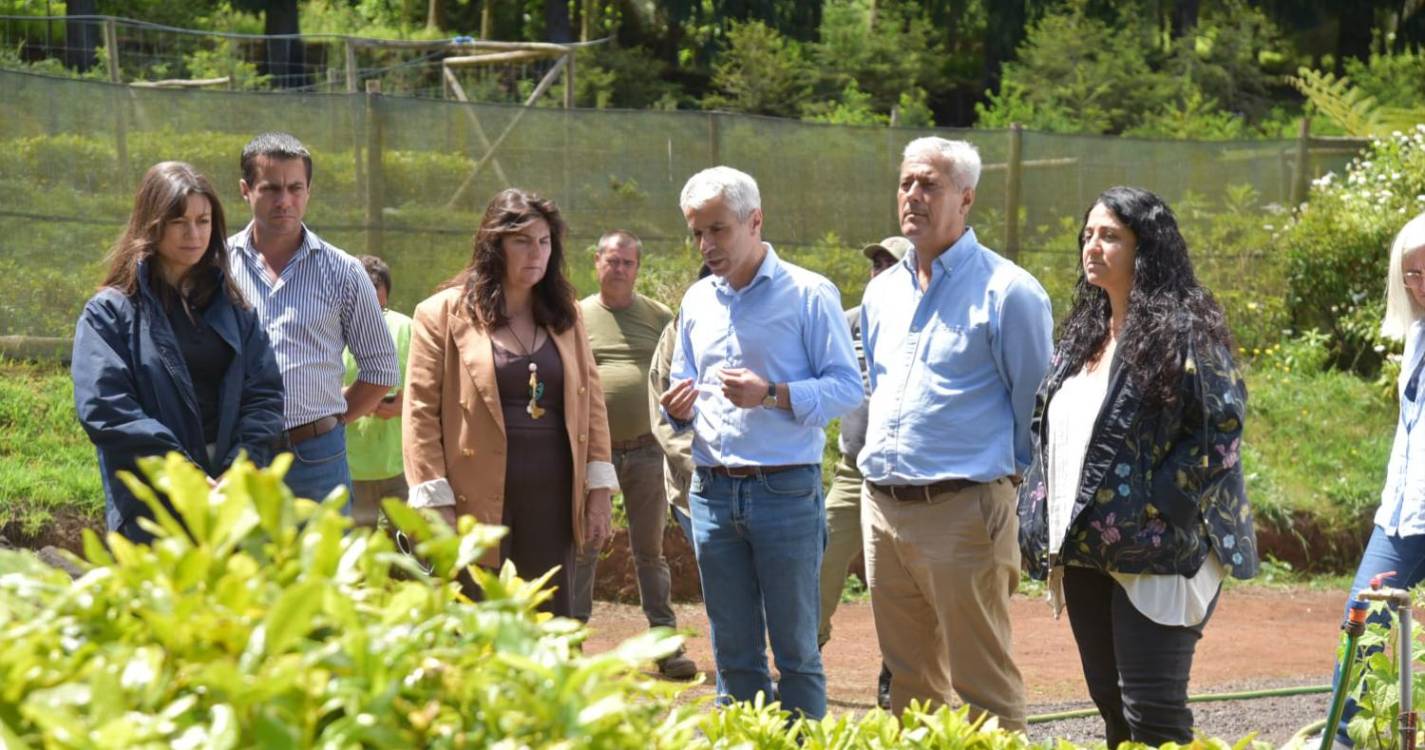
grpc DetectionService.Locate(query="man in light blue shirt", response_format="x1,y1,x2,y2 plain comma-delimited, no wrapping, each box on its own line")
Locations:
858,137,1052,730
660,166,862,720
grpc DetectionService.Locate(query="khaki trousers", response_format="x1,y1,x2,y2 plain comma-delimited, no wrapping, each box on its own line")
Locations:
818,456,865,646
862,478,1027,733
350,474,407,528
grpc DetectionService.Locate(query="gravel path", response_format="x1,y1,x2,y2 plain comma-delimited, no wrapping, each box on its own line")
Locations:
1027,679,1330,746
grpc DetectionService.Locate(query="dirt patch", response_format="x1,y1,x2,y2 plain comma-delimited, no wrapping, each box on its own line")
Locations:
1256,509,1374,573
583,585,1348,741
593,525,704,603
1,509,101,555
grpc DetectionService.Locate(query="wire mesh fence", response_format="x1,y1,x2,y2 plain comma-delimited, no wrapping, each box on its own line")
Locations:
0,64,1369,343
0,14,598,99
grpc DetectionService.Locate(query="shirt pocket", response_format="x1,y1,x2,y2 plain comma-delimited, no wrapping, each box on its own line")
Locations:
922,319,988,379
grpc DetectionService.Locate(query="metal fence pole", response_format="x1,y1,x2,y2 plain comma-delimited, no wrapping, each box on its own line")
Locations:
1005,122,1024,262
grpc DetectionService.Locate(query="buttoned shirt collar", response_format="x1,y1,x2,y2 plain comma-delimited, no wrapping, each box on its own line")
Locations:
710,242,779,296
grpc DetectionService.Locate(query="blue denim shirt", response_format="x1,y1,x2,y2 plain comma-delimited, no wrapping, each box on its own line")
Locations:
671,245,863,468
72,261,285,542
857,228,1053,484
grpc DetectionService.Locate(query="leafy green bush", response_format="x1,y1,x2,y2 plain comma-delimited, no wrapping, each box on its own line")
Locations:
1340,597,1425,749
0,453,699,747
1280,125,1425,374
0,452,1277,748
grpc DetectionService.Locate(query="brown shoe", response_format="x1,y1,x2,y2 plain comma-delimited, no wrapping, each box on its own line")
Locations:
656,648,699,680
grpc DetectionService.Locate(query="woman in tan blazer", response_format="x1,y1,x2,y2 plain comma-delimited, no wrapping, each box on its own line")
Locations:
403,188,616,617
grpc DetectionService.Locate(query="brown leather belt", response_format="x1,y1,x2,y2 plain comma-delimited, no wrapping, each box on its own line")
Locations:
868,478,982,503
283,415,341,447
705,464,808,479
610,433,657,452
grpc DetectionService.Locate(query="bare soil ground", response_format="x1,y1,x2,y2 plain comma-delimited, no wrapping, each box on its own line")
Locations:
582,586,1348,745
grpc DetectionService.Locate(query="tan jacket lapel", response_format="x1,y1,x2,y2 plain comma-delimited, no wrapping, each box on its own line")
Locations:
550,324,582,445
450,310,505,436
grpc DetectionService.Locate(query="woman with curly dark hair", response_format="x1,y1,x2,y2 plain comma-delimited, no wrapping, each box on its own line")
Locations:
402,188,616,616
1017,186,1258,746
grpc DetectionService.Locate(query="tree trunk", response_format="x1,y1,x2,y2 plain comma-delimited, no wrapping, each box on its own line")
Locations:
1334,0,1374,74
545,0,573,42
982,0,1028,97
64,0,99,72
264,0,305,89
427,0,441,31
1170,0,1200,38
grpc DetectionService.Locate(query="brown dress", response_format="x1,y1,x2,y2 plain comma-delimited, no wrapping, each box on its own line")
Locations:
493,336,575,617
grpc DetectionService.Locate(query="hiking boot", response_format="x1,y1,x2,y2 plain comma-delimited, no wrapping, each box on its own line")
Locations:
657,648,699,680
877,663,892,710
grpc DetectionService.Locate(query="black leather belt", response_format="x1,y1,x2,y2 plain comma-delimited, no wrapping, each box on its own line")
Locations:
868,477,981,502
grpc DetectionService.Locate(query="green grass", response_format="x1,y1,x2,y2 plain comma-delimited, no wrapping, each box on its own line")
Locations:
0,347,1400,574
1241,358,1394,536
0,358,103,535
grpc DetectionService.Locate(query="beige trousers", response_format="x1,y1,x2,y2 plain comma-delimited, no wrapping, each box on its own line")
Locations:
862,478,1027,733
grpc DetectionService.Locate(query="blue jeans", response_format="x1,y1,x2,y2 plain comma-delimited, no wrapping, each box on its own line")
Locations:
1335,525,1425,743
673,506,695,550
690,464,826,719
284,424,354,513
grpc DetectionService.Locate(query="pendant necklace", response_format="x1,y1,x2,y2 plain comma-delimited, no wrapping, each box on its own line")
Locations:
509,319,545,420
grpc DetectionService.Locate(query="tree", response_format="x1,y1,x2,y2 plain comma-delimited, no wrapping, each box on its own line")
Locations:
231,0,304,88
975,4,1177,134
702,19,813,117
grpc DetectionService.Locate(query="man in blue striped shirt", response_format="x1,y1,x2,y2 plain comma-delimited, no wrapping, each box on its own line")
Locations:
660,166,862,719
228,132,399,507
858,137,1052,731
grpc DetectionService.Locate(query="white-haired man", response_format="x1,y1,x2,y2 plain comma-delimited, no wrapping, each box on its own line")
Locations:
660,166,862,719
858,138,1052,730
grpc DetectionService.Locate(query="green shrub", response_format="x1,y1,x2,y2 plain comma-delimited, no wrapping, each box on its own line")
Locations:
1281,125,1425,375
0,451,1281,748
1341,596,1425,749
0,453,701,748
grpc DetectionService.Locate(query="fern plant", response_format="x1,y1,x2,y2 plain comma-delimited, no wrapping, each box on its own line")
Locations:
1290,67,1425,137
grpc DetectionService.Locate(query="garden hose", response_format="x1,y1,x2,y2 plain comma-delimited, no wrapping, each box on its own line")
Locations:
1318,599,1373,750
1027,683,1334,725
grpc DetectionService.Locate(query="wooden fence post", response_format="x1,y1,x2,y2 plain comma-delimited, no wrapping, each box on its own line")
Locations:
707,112,720,166
563,50,575,109
1004,122,1024,262
1291,118,1311,208
102,17,119,83
365,80,384,256
344,38,359,93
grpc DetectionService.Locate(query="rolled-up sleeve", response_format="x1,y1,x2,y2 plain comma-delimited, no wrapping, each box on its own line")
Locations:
342,261,399,387
787,280,863,427
993,276,1054,472
402,298,450,504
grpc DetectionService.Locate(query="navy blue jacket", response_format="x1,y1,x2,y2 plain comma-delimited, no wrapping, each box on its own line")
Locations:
72,262,284,542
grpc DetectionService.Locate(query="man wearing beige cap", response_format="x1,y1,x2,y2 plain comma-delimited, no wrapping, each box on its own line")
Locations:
817,236,908,709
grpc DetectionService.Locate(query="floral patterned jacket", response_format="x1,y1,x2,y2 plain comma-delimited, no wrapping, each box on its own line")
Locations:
1016,328,1258,581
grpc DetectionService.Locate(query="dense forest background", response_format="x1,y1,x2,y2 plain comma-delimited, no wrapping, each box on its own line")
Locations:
5,0,1425,137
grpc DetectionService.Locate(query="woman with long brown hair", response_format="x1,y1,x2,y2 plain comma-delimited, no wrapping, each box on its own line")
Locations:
403,188,615,616
72,161,284,543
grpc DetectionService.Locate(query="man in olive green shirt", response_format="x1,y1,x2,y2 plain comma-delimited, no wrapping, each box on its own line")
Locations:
342,256,413,527
573,230,697,680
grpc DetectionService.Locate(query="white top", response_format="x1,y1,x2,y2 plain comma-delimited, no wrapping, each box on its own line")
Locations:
1046,360,1224,627
1376,320,1425,536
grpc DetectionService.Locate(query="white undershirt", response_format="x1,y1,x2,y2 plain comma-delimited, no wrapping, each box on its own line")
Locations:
1046,361,1224,627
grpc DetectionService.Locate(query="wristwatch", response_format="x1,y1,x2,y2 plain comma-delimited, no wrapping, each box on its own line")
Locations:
762,382,778,409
